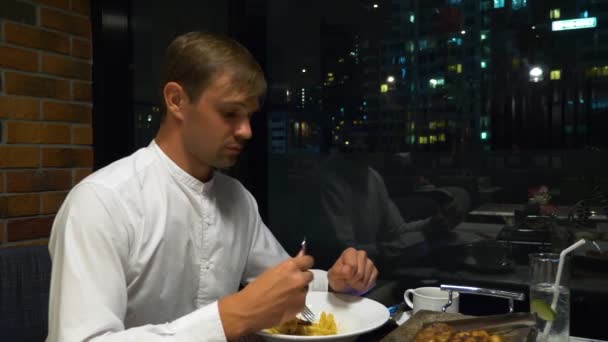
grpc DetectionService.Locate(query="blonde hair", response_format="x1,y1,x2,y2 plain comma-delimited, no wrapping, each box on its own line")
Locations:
160,31,267,117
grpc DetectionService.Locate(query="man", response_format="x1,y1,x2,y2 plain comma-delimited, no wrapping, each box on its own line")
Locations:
47,31,377,342
308,150,473,272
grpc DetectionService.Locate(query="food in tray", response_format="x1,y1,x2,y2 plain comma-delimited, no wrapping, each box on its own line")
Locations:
413,323,502,342
265,311,338,336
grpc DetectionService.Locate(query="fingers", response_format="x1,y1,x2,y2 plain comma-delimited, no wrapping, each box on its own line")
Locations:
291,255,314,271
362,258,376,288
364,263,378,291
285,256,314,290
336,247,359,279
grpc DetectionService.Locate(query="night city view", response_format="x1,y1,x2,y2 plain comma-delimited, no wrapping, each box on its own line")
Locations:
265,3,608,337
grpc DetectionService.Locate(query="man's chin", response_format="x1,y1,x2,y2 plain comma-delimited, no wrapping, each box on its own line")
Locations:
213,157,239,170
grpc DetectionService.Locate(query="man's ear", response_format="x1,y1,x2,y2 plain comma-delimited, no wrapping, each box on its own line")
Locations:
163,82,189,121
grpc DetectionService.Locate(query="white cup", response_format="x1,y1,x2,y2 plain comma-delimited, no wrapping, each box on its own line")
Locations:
404,287,460,314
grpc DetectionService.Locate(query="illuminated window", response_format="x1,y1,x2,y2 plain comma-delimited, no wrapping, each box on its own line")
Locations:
480,131,489,140
410,136,416,144
429,135,437,144
406,41,415,53
380,84,389,93
429,78,445,88
493,0,504,9
481,60,488,69
550,70,562,80
457,64,462,73
512,0,523,10
512,58,520,68
409,14,415,23
550,9,561,19
429,121,437,130
419,136,428,144
439,134,446,142
437,120,446,128
448,37,463,46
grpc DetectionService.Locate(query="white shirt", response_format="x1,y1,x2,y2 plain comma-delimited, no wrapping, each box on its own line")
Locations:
47,141,328,342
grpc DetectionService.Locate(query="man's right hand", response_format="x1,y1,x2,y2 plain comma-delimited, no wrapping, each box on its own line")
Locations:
218,255,314,340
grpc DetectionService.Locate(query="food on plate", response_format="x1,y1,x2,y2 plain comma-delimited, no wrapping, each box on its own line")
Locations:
413,323,502,342
265,311,338,336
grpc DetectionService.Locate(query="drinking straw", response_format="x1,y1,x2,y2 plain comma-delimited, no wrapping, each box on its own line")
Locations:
540,239,586,340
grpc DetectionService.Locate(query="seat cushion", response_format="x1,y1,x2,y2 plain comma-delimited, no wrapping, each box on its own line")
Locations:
0,245,51,342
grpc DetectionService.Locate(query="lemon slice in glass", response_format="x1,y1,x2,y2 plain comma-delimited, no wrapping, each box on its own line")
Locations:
530,299,556,321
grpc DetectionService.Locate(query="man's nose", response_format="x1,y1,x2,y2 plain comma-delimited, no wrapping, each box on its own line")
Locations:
235,118,252,141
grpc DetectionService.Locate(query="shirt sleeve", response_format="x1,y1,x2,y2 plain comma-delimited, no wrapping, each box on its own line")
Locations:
47,183,228,342
240,191,328,292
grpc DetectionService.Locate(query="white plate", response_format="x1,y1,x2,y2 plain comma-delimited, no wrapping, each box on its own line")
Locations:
256,292,389,342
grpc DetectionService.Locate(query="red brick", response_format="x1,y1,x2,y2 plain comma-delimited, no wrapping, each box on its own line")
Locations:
6,216,54,241
0,146,39,168
6,170,72,192
0,45,38,72
71,0,90,16
41,7,91,38
42,54,91,80
71,38,91,59
4,22,70,55
42,101,92,123
5,121,71,144
0,96,39,120
41,147,93,167
0,194,40,218
0,172,4,193
72,125,92,145
72,168,92,185
72,81,92,102
41,191,68,214
5,72,71,100
37,0,70,10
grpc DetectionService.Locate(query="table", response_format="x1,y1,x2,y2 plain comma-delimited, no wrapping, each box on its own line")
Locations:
469,203,608,221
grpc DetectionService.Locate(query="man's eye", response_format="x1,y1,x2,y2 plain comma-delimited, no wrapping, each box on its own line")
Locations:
222,112,237,118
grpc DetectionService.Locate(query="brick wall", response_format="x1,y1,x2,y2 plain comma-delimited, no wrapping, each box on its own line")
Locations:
0,0,93,247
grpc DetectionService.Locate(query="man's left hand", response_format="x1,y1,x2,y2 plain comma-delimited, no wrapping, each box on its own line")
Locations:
327,248,378,294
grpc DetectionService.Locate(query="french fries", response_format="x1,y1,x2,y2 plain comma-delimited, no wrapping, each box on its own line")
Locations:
265,311,338,336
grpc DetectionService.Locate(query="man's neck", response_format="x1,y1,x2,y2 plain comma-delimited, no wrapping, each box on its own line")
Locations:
155,124,213,182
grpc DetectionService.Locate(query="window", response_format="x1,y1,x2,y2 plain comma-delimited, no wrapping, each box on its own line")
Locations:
511,0,527,11
264,0,608,296
550,8,561,19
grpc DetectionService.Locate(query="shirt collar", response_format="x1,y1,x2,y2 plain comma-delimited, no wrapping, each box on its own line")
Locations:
150,140,215,194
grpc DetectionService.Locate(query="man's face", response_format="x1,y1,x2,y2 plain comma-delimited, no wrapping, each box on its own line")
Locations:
180,73,259,170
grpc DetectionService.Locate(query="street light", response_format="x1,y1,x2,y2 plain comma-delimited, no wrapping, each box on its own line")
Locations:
387,75,395,83
529,66,543,82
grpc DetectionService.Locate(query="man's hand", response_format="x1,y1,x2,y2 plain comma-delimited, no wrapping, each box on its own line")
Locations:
327,248,378,294
218,255,314,340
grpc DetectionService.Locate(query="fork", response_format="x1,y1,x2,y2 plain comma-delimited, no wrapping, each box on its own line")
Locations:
296,237,317,323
